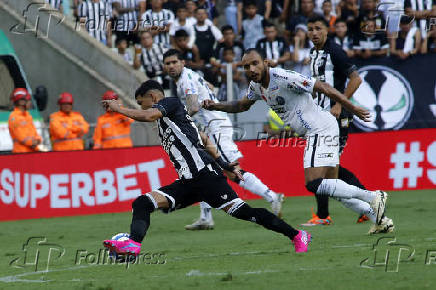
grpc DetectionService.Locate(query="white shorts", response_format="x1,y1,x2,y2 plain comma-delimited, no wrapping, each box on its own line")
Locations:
303,124,340,168
209,130,243,163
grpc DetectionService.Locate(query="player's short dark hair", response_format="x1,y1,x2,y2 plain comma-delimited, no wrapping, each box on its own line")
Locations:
335,18,346,25
135,80,164,98
195,7,207,13
221,25,234,33
307,15,329,28
223,47,235,54
243,48,265,60
163,49,183,62
262,20,275,29
175,29,189,38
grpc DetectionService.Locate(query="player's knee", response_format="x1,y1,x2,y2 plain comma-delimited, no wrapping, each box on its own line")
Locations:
305,178,323,194
132,194,155,213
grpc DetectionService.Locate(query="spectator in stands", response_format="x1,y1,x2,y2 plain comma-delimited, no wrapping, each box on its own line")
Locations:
169,4,196,48
269,0,291,29
196,0,219,25
256,21,290,67
217,47,244,101
286,0,321,35
355,0,385,34
315,0,341,16
185,0,198,22
322,0,337,34
193,8,223,65
337,0,359,35
390,15,421,59
237,0,272,26
163,0,181,14
113,38,134,65
113,0,146,45
405,0,436,41
142,0,175,48
49,93,89,151
45,0,63,12
211,25,244,68
93,91,134,149
226,0,240,33
421,24,436,54
134,31,169,86
333,18,354,57
353,19,389,58
289,24,313,76
173,29,204,70
78,0,112,47
240,0,265,49
8,88,43,153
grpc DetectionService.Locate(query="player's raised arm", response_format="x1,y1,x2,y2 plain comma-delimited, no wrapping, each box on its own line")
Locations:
202,95,256,113
313,80,370,122
102,100,163,122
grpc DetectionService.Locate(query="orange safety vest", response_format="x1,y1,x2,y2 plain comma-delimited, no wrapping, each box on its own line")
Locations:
8,108,42,153
49,111,89,151
93,112,134,149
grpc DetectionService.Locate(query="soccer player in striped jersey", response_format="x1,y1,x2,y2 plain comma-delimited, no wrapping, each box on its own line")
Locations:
203,48,394,235
102,80,311,255
163,49,284,230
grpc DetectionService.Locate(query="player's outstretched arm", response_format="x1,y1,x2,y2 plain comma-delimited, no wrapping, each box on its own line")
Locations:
199,131,244,181
102,100,163,122
202,96,256,113
313,80,370,122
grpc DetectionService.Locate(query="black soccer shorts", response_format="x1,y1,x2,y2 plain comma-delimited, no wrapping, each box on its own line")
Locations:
154,163,243,213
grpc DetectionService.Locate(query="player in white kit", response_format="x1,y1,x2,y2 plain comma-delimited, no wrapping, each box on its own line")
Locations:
203,48,394,234
163,49,284,230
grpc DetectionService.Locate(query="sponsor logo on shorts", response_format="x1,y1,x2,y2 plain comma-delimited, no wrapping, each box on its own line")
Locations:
317,153,334,158
221,194,228,200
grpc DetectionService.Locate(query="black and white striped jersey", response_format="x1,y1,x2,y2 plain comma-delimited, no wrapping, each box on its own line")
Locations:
309,39,356,113
113,0,142,32
141,9,175,46
255,36,287,67
45,0,63,10
140,43,168,78
78,0,111,44
153,97,214,179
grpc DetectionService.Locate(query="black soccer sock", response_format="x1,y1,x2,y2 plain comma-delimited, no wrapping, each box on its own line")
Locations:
315,194,329,219
129,195,155,243
230,203,299,239
338,166,366,190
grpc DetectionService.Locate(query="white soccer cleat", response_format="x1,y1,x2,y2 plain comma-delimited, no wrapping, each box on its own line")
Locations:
368,216,394,234
271,193,284,218
370,190,388,225
184,218,215,230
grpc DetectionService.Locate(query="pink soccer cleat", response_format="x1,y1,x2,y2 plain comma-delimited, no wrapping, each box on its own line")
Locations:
103,238,141,256
292,230,311,253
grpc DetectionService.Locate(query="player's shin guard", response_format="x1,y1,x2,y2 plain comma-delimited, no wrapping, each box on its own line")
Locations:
238,171,275,202
229,203,299,239
338,198,376,223
338,166,366,190
130,195,156,243
306,178,376,203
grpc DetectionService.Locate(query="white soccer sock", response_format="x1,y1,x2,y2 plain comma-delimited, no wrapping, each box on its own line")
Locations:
199,202,213,221
337,198,377,223
317,179,376,203
239,172,276,203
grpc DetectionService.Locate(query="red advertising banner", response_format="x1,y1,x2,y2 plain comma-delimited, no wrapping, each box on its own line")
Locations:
0,128,435,221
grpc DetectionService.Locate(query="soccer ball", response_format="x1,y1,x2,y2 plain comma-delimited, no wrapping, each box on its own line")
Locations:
108,233,130,260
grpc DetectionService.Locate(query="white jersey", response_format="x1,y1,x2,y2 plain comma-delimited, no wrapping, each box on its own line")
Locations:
175,68,233,134
247,67,336,136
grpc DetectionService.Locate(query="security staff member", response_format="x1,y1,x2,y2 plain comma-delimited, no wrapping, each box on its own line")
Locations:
93,91,134,149
8,88,42,153
49,92,89,151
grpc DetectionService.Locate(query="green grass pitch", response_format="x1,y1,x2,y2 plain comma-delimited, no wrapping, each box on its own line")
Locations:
1,189,435,290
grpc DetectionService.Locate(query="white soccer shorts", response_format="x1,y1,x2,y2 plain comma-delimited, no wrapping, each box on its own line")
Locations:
209,129,243,163
303,123,340,168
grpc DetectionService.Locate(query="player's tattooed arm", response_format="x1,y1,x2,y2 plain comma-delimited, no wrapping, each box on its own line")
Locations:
313,80,370,122
186,94,201,116
202,96,256,113
102,100,162,122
